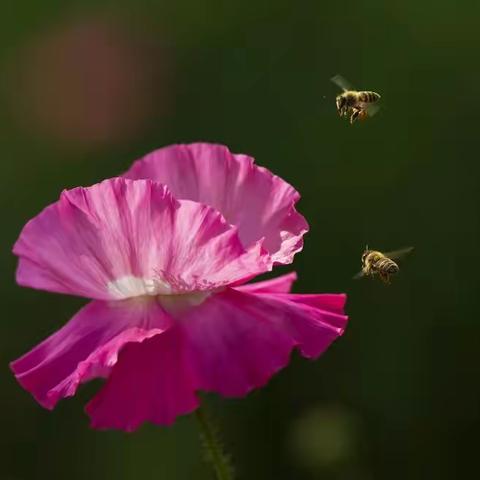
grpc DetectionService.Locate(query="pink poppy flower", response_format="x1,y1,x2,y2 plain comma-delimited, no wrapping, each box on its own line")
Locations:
11,143,348,431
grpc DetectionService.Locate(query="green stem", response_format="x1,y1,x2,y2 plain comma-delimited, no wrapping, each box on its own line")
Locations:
194,405,234,480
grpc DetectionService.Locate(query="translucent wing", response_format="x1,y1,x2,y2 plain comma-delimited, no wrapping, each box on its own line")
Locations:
355,105,381,122
352,270,366,280
383,246,414,261
365,103,381,118
331,74,355,92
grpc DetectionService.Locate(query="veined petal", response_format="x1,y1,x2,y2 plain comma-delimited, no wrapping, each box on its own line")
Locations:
180,287,348,397
69,283,346,431
235,272,298,294
124,143,309,265
247,291,348,358
86,328,198,431
10,299,172,409
13,178,270,300
86,286,346,431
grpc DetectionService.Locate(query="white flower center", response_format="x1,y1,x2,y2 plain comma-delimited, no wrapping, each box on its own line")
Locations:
108,275,172,298
107,275,212,315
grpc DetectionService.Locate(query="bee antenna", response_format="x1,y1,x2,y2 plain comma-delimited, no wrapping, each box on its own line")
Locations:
365,244,369,251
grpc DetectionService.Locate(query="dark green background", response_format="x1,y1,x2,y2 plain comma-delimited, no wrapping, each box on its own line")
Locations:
1,1,479,479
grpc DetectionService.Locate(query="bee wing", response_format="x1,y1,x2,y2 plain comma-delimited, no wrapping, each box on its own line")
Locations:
365,103,381,117
383,247,414,261
355,103,381,119
352,270,366,280
331,74,355,92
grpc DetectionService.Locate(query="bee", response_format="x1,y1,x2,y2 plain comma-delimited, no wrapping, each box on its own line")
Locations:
331,74,381,124
354,246,414,284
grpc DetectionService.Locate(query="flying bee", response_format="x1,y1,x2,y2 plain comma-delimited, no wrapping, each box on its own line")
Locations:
354,246,414,284
331,74,381,124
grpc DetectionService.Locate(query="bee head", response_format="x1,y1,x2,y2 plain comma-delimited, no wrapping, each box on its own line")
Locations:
336,95,346,112
361,246,370,264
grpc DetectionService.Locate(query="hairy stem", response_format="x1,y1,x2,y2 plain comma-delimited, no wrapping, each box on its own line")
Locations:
195,405,234,480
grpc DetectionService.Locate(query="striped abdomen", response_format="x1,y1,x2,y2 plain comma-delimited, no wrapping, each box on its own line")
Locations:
374,257,399,275
358,91,381,103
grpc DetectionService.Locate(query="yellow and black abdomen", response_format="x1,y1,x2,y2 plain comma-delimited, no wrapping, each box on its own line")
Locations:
358,91,381,103
374,257,399,275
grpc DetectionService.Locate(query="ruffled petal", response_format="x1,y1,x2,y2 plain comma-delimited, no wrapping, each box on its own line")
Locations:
86,328,198,431
77,285,346,431
180,287,348,397
256,292,348,358
10,298,172,409
124,143,309,264
13,178,270,299
235,272,298,294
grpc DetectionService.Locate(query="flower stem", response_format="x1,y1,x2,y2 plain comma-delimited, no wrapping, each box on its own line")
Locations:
194,405,234,480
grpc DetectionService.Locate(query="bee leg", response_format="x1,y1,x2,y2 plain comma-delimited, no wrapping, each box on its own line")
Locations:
350,108,361,124
358,110,368,121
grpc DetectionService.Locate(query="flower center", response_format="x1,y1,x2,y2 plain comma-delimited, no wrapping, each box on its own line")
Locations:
108,275,172,298
158,291,211,315
107,275,212,315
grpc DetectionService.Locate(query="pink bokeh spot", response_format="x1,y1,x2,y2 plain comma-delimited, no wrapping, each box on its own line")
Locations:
5,14,171,149
11,144,348,431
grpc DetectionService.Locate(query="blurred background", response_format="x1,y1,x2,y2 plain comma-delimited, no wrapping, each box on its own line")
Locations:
1,1,479,479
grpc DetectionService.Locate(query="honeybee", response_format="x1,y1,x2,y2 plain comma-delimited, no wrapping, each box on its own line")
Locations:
331,74,381,124
354,246,414,284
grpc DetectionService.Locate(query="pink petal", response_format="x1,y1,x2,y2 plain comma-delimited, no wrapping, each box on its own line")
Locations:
236,271,298,294
86,285,346,431
86,328,198,431
10,299,172,409
180,287,348,397
257,292,348,358
124,143,309,264
14,178,270,299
